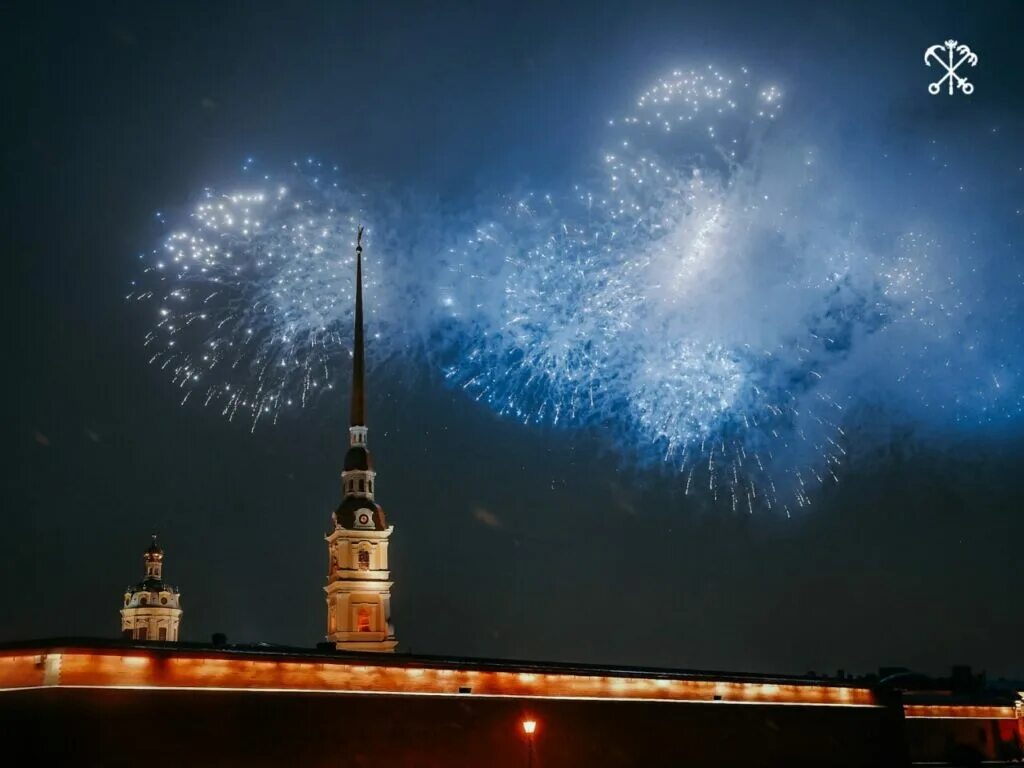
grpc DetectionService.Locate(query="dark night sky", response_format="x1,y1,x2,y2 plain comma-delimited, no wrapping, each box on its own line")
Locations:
1,1,1022,679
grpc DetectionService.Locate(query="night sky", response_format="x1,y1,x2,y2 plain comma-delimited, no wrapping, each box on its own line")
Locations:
2,1,1022,680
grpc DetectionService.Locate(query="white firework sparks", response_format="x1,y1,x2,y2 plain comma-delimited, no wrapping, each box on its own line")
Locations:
130,161,386,429
133,67,1023,512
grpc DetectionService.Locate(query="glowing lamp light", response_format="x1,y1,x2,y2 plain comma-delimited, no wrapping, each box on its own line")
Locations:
521,719,538,736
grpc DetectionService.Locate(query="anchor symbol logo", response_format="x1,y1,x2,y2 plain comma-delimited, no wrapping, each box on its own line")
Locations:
924,39,977,95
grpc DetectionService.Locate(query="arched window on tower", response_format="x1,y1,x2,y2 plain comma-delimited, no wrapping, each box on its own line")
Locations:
358,550,370,571
357,607,371,632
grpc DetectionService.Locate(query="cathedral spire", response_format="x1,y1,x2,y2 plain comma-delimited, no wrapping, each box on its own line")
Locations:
350,226,365,428
325,228,397,652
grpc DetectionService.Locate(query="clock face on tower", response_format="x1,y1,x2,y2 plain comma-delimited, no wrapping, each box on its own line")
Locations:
357,511,372,528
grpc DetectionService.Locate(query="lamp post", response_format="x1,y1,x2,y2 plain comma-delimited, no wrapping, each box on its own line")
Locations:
521,719,537,768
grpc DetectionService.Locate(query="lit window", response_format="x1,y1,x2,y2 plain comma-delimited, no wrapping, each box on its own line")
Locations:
357,607,371,632
358,550,370,570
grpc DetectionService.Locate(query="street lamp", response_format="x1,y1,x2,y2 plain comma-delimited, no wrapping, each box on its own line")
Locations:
521,719,538,767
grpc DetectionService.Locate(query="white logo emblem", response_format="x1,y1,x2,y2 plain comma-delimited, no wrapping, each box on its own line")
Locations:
925,40,977,95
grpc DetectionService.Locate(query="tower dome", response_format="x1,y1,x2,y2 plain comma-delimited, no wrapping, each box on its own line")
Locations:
120,536,183,642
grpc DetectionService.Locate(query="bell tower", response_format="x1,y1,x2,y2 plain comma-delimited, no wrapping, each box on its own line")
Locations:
325,228,398,652
121,536,182,642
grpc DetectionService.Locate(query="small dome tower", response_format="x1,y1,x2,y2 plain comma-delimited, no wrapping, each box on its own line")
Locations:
120,536,183,642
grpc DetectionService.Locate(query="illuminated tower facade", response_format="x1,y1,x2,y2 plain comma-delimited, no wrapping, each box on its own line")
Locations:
121,536,182,642
325,228,397,652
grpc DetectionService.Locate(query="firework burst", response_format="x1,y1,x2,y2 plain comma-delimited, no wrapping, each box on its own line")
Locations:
134,66,1023,511
130,161,391,429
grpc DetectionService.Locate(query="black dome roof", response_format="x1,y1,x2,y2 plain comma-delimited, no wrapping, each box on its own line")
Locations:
344,445,373,472
334,495,387,530
128,578,177,595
